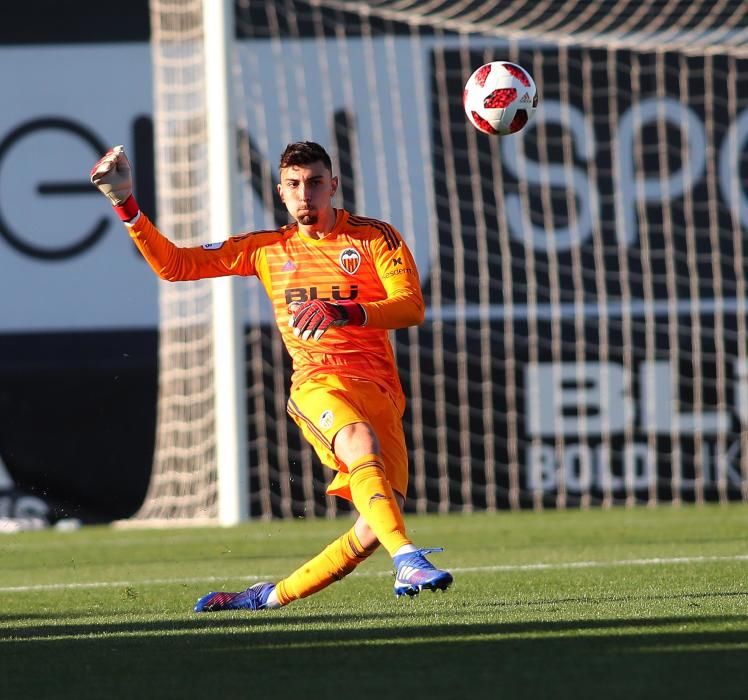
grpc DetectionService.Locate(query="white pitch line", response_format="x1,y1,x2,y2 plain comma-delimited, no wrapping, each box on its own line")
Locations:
450,553,748,573
1,553,747,594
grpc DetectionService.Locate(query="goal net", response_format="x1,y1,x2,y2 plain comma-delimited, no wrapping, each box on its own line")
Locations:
134,0,748,523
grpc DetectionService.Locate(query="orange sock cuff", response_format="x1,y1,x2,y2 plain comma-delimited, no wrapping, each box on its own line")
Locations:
347,453,383,476
345,526,380,561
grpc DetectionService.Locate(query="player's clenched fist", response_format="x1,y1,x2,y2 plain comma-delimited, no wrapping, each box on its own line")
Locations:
90,145,140,222
289,299,367,341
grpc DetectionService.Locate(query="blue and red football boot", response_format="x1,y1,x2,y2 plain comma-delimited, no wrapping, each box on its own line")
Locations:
194,582,276,612
393,548,453,597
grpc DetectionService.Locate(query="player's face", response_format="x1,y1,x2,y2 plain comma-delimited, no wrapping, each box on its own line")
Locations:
277,162,338,227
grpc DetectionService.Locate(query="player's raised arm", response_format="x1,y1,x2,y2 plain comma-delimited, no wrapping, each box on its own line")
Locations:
90,146,256,281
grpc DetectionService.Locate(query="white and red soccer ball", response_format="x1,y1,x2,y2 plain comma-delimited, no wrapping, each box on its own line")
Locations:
463,61,538,136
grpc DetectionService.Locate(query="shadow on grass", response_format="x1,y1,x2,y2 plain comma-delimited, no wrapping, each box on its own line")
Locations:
2,613,747,699
2,612,747,642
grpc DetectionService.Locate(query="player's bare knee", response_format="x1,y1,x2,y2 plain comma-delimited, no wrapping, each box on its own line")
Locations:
333,422,380,464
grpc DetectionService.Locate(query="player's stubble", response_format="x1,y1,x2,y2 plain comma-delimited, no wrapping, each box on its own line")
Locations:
297,210,318,226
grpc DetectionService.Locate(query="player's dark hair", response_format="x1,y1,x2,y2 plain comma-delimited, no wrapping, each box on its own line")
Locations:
279,141,332,173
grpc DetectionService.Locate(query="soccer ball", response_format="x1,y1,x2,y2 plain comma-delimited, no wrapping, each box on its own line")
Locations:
463,61,538,136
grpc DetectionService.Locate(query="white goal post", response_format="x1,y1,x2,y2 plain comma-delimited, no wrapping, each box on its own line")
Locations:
130,0,748,526
202,0,249,525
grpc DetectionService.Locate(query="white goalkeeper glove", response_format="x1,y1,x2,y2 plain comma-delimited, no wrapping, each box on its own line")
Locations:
89,145,140,222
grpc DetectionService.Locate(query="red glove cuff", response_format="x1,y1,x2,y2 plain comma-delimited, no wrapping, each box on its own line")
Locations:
113,195,140,222
338,301,367,327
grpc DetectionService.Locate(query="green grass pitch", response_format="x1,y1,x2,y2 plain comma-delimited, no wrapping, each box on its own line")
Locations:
2,504,747,699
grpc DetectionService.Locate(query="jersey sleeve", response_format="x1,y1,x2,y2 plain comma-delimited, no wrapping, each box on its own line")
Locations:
362,225,425,329
126,213,258,280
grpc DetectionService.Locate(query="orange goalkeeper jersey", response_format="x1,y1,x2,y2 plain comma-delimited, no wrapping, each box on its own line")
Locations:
127,209,424,401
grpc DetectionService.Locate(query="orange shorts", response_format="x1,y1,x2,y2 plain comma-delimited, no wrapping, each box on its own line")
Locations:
287,374,408,502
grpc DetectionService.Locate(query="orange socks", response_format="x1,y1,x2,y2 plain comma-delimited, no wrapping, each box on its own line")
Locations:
273,454,411,606
347,453,411,556
274,526,378,605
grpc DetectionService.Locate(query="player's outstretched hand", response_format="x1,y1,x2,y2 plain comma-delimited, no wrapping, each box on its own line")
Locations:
289,299,366,341
90,145,140,221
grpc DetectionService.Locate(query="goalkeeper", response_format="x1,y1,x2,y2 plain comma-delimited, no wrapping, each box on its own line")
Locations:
90,141,453,611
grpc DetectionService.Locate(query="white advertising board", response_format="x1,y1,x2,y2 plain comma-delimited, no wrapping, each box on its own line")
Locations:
0,44,158,332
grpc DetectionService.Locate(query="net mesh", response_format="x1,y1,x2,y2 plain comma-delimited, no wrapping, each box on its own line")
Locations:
133,0,748,523
131,0,217,523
